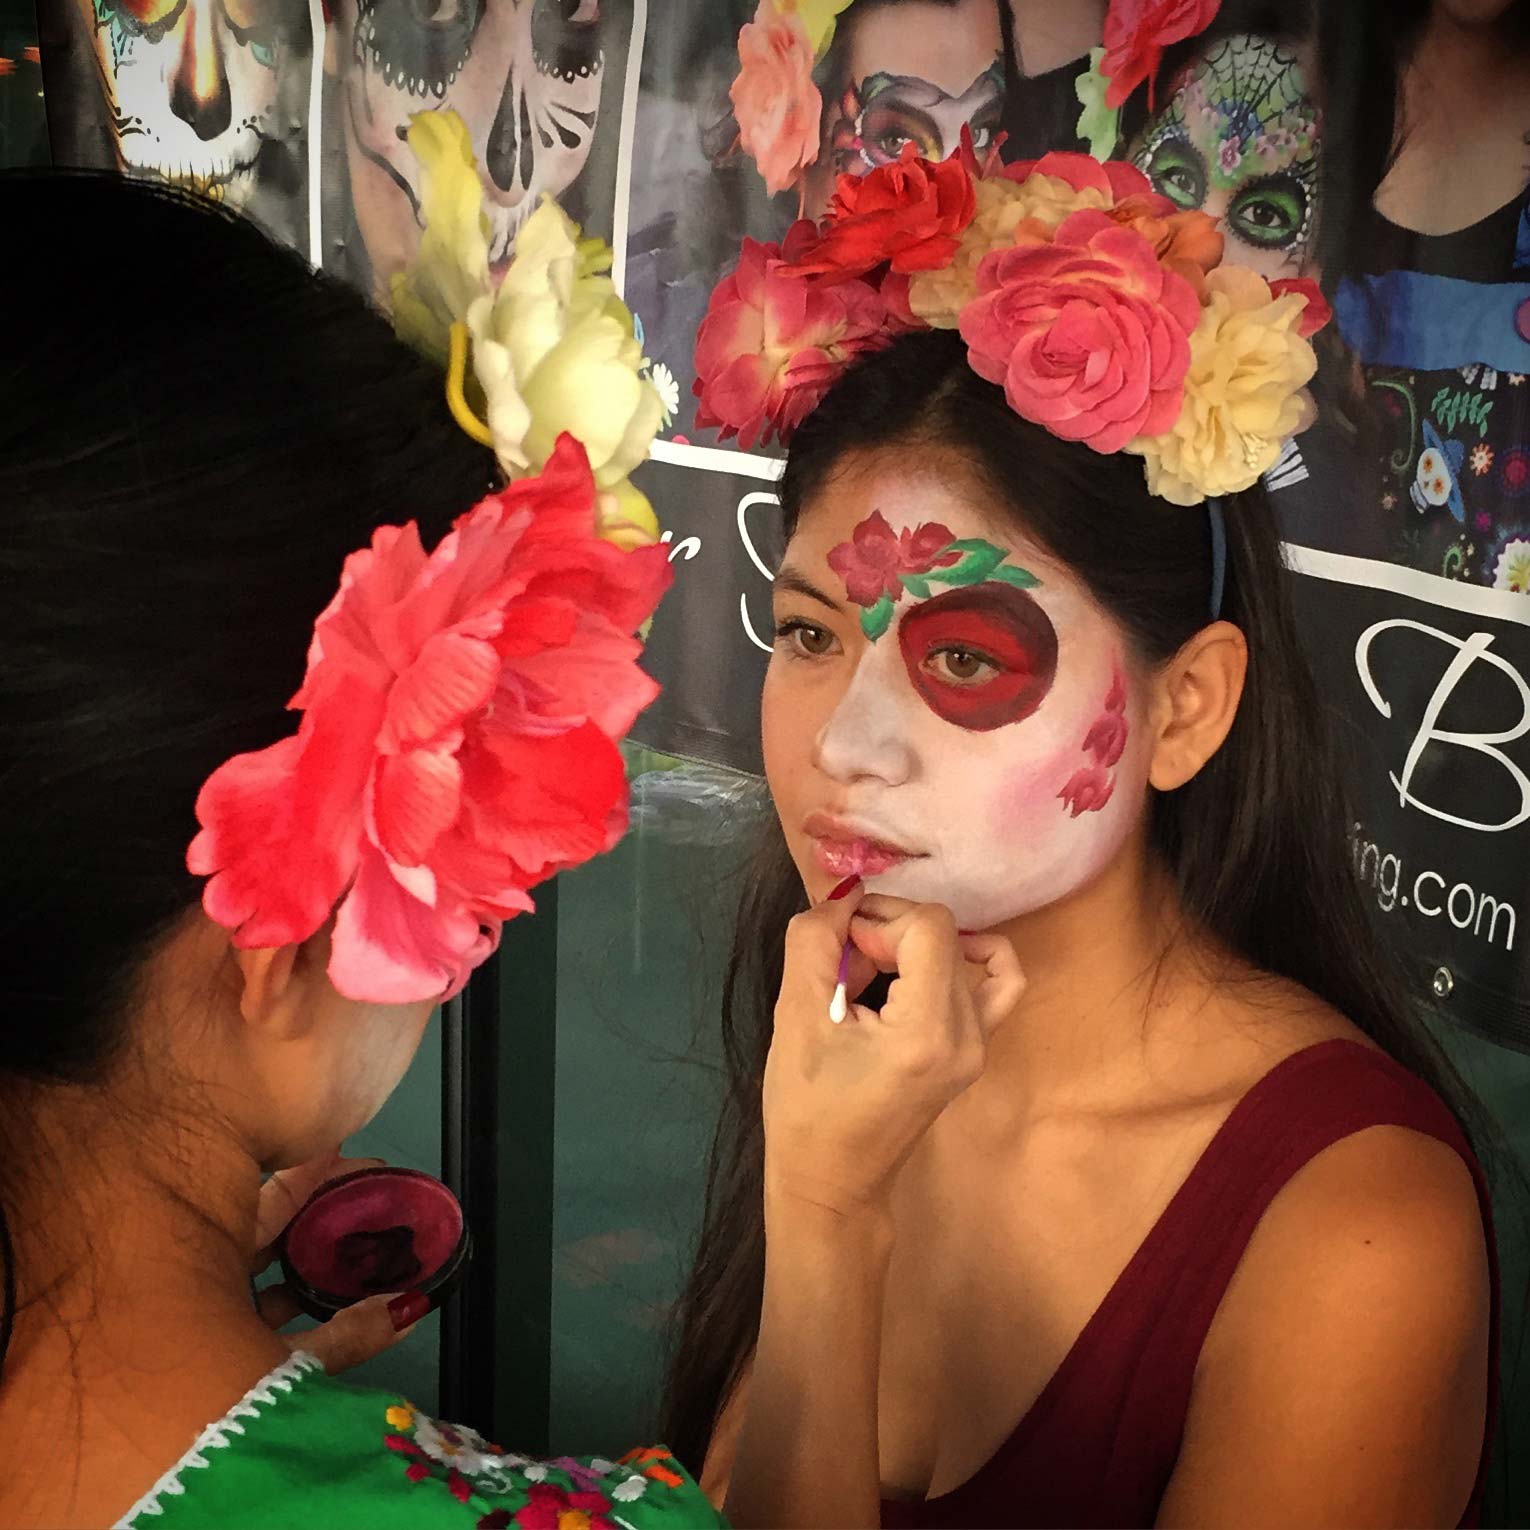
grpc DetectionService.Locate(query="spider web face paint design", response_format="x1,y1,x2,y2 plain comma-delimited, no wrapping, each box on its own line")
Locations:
1129,33,1321,278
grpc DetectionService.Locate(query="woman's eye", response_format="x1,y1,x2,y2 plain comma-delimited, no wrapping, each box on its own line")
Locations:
1229,181,1305,248
775,619,836,658
1142,139,1207,212
924,646,998,685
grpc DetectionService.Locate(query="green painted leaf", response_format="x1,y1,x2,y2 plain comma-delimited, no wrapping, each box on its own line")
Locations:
861,594,895,642
900,573,933,599
990,564,1041,589
940,546,1006,586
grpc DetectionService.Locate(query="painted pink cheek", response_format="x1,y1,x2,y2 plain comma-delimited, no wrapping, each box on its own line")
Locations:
897,585,1059,731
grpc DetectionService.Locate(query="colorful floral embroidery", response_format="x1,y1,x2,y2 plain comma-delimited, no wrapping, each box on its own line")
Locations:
1493,536,1530,593
1471,443,1495,476
619,1447,686,1490
827,510,1040,640
513,1481,617,1529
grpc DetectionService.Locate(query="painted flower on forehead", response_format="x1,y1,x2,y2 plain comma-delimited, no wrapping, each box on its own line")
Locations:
188,437,672,1005
828,511,1040,641
960,209,1200,455
693,228,890,450
789,144,978,283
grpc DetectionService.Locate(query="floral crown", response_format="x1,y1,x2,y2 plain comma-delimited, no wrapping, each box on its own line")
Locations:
692,133,1329,505
187,112,673,1005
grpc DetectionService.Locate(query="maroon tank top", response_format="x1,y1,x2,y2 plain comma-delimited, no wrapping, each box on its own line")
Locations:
881,1040,1501,1529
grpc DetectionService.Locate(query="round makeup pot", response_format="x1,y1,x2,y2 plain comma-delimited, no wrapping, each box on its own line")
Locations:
279,1166,472,1321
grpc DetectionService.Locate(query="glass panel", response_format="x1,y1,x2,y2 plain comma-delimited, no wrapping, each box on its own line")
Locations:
547,749,765,1453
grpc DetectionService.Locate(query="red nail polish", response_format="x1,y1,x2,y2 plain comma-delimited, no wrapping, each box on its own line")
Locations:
828,874,861,901
388,1292,431,1330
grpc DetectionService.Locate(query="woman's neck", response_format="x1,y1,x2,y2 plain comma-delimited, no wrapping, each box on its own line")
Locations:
974,852,1240,1125
0,1087,287,1526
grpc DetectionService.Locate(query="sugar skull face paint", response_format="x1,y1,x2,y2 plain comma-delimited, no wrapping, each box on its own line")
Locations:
763,464,1148,932
73,0,304,208
1129,33,1321,280
337,0,608,295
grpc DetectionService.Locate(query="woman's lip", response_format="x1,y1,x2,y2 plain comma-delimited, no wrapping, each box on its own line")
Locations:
803,813,922,878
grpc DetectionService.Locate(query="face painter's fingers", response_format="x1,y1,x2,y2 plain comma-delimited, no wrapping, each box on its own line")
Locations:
254,1279,304,1330
956,932,1026,1038
252,1154,389,1271
777,877,865,1024
855,902,961,1028
282,1291,420,1376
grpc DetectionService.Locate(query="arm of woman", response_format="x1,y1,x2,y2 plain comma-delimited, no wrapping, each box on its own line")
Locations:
1157,1126,1491,1528
721,890,1024,1529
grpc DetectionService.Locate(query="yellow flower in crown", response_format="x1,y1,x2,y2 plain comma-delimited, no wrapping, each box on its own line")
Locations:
793,0,854,53
1126,266,1317,506
391,110,663,548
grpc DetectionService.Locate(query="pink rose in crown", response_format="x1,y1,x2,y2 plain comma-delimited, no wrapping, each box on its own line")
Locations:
731,0,822,196
693,229,889,450
959,210,1200,455
827,510,961,607
1059,763,1116,817
1101,0,1222,109
188,436,672,1005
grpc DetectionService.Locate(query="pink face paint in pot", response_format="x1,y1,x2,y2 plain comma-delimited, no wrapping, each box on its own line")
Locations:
279,1166,472,1321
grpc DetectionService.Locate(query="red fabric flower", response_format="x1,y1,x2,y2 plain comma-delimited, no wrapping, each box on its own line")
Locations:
188,435,671,1004
826,510,960,607
693,230,890,449
513,1482,616,1530
1059,763,1116,817
1269,277,1332,338
790,144,978,283
959,209,1200,454
1001,151,1152,204
1101,0,1222,110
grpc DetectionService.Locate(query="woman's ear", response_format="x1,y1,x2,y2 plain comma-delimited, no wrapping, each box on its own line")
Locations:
234,944,303,1032
1145,620,1248,792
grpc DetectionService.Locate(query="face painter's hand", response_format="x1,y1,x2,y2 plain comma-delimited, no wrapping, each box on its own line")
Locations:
763,883,1024,1221
252,1151,426,1375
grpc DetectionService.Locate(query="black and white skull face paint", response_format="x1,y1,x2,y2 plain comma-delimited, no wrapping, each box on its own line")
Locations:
78,0,304,206
339,0,606,294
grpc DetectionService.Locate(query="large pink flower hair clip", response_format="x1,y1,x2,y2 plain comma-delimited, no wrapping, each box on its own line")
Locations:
692,133,1331,505
187,436,672,1004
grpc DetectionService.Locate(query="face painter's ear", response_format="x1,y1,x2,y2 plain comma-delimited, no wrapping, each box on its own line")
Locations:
1146,620,1248,792
234,945,302,1029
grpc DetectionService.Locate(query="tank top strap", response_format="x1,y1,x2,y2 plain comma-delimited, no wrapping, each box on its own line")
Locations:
1082,1038,1497,1515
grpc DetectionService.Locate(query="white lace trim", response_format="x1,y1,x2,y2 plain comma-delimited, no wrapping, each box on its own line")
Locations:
113,1350,325,1526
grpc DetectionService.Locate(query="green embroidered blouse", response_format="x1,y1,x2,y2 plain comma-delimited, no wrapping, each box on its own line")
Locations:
116,1352,726,1529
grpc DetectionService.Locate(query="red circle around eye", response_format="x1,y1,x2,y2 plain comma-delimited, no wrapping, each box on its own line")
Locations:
897,584,1058,731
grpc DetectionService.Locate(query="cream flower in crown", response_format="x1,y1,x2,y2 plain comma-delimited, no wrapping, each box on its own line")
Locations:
391,110,664,550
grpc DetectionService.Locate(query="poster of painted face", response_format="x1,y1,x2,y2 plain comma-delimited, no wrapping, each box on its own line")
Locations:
1127,29,1321,280
322,0,630,304
0,0,48,166
622,0,1014,443
34,0,311,245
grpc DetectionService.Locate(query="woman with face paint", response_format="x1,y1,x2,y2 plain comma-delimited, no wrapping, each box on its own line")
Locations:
670,155,1504,1523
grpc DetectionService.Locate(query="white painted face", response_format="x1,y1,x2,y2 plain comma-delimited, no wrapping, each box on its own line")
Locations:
763,459,1151,932
79,0,299,204
338,0,606,291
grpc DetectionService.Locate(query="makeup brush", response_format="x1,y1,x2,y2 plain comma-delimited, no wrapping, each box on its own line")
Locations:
829,941,852,1024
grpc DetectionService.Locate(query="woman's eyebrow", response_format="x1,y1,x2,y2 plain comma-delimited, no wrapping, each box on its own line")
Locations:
773,566,843,612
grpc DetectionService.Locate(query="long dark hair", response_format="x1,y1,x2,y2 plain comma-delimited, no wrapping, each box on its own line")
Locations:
0,172,493,1367
659,328,1495,1470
